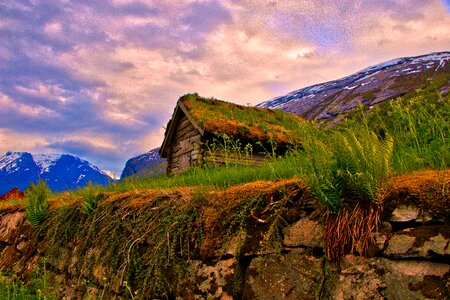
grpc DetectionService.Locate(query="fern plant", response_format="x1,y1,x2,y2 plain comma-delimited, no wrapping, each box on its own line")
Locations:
333,129,394,202
297,138,342,211
25,180,50,228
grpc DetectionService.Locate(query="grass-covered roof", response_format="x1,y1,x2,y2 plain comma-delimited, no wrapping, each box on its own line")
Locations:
178,93,305,145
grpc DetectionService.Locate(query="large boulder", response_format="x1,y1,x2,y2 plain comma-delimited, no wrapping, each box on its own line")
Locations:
333,255,450,299
283,218,325,249
243,249,324,299
383,225,450,259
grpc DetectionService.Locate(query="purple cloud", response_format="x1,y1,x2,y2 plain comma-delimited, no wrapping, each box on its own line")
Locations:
1,0,449,175
123,1,231,58
443,0,450,11
47,139,125,172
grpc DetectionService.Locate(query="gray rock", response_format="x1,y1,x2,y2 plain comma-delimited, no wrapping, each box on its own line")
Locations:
0,212,26,242
178,258,237,299
243,249,323,299
384,234,416,256
334,255,450,300
283,218,324,248
388,205,419,222
383,225,450,259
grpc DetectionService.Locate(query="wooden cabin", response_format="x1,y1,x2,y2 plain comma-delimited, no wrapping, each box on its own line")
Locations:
159,94,304,175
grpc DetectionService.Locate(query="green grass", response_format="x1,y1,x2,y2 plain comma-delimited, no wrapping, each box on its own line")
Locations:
180,93,307,146
343,90,450,173
25,180,50,228
61,89,449,212
2,90,448,296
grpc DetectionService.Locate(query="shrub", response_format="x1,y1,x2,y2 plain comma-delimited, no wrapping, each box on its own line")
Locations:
25,180,50,228
297,138,341,211
332,129,394,203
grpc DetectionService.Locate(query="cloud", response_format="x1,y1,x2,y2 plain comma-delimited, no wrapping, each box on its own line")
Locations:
47,138,125,171
0,128,48,155
444,0,450,11
1,0,449,174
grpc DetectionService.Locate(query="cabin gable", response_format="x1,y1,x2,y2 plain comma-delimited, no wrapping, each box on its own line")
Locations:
165,111,203,175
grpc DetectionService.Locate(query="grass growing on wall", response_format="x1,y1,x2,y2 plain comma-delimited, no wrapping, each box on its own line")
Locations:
25,180,50,228
0,90,448,297
0,259,56,300
37,179,305,298
180,93,307,145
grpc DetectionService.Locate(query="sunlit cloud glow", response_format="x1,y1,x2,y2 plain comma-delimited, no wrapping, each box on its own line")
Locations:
1,0,449,172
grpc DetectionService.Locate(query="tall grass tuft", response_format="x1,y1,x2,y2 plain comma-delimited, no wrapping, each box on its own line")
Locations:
25,180,50,228
332,129,394,203
349,92,450,173
79,181,104,214
295,138,341,211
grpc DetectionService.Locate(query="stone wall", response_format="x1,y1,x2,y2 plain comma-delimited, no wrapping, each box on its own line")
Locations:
0,180,449,299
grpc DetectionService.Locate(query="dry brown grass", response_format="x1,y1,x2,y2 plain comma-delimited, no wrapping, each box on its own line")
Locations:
392,169,450,193
181,94,305,146
326,203,382,260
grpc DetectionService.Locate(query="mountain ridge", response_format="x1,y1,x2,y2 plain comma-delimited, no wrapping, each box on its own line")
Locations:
0,151,114,194
120,147,166,180
258,51,450,121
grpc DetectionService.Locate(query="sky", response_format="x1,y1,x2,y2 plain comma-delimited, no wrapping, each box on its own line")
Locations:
1,0,450,174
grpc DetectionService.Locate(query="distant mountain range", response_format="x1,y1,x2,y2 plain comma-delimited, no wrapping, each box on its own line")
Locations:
120,148,166,180
258,51,450,121
0,152,115,194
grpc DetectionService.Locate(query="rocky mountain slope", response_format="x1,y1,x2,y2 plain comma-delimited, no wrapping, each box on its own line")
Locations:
0,152,114,194
120,147,166,179
258,51,450,120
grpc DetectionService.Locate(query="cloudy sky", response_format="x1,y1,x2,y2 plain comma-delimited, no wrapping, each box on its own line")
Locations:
1,0,449,174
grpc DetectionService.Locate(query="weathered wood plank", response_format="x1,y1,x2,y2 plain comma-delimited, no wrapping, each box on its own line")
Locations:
178,102,205,136
179,153,190,170
174,126,199,140
189,135,202,144
177,116,193,132
172,135,202,155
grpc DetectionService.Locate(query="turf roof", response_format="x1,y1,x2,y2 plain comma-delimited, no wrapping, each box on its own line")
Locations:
179,93,305,145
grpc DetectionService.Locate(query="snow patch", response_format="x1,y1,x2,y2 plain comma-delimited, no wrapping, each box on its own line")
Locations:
33,153,61,173
437,59,447,70
102,170,119,180
406,70,421,74
0,152,26,172
358,58,403,74
76,174,86,184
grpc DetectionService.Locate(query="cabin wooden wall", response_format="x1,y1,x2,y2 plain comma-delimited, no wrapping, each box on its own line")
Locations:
203,150,267,167
167,114,203,175
166,113,271,175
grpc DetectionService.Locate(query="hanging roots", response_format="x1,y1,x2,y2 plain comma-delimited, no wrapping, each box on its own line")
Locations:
326,202,382,260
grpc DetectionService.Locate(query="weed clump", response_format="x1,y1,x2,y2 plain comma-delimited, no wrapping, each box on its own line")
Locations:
25,180,50,228
80,181,104,214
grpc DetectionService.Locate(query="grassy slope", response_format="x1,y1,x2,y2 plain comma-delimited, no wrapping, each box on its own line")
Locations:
1,89,449,298
1,88,448,211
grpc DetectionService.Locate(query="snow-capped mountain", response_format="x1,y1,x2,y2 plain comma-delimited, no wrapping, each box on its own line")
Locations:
101,170,120,181
258,51,450,120
120,147,166,179
0,152,114,194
